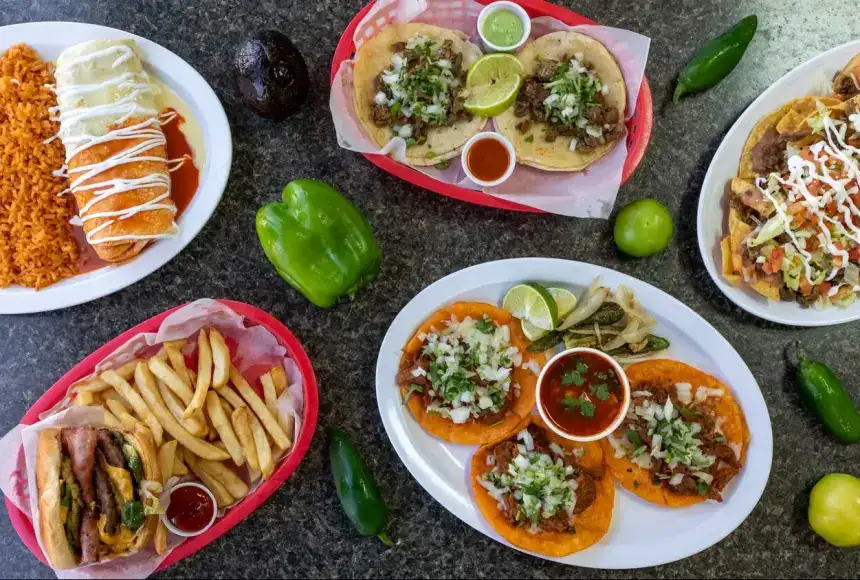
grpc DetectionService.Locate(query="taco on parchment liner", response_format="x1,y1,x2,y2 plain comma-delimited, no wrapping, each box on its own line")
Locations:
601,360,749,507
496,31,627,172
397,302,544,445
353,23,485,166
471,415,614,557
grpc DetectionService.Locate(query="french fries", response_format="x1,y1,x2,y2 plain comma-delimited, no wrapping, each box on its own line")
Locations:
101,368,164,446
261,371,295,447
132,363,230,462
230,365,291,450
215,385,246,410
248,411,273,479
158,440,177,485
231,407,259,472
219,396,234,417
166,345,192,388
197,458,249,499
209,328,230,388
72,359,141,393
205,392,244,466
106,399,138,431
74,390,95,406
173,455,189,476
101,407,124,430
270,365,288,396
185,453,233,508
157,379,207,438
185,330,212,418
154,522,168,555
149,357,194,406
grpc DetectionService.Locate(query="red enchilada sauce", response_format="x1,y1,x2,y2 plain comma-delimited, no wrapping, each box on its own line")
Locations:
466,137,510,182
72,108,199,273
540,351,625,437
166,485,215,533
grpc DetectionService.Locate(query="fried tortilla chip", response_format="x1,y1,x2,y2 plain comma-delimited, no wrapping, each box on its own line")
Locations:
601,360,749,508
776,96,842,136
471,415,615,556
728,208,752,273
399,302,544,444
738,101,797,178
751,278,781,300
720,237,741,284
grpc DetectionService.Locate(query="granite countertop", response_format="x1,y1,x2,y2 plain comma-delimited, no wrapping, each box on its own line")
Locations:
1,0,859,577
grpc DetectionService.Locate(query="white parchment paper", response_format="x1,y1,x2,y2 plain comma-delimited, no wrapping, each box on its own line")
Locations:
330,0,651,217
0,300,304,578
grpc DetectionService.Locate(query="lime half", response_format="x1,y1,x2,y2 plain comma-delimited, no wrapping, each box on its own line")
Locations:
464,54,524,117
519,287,578,340
503,283,557,332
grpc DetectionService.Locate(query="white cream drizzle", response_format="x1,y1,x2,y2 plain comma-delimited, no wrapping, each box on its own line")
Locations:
754,113,860,288
53,42,185,247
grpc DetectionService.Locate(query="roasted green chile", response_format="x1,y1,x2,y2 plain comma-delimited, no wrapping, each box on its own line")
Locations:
256,179,381,308
673,15,757,103
794,344,860,443
329,427,392,545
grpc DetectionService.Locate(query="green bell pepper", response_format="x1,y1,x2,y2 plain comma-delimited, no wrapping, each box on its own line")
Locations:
256,179,381,308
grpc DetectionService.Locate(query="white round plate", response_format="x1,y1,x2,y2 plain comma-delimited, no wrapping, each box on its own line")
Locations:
376,258,772,569
697,39,860,326
0,22,231,314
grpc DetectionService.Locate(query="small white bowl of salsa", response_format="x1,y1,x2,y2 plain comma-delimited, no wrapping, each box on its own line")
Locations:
161,482,218,537
535,347,631,442
461,131,516,187
477,1,531,53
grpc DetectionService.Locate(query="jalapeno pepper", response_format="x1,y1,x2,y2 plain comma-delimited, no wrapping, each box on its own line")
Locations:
673,15,758,103
794,343,860,443
329,427,393,545
256,179,381,308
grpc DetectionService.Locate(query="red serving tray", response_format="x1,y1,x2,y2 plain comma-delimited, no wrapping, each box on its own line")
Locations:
330,0,654,212
4,300,319,572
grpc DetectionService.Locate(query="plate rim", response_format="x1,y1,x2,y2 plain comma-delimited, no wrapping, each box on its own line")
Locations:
375,258,773,569
696,38,860,327
0,21,232,314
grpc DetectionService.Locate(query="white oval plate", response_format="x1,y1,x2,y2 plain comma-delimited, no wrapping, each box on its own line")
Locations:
697,39,860,326
376,258,772,569
0,22,231,314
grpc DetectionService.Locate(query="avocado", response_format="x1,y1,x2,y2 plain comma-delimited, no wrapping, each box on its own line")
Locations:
234,30,310,119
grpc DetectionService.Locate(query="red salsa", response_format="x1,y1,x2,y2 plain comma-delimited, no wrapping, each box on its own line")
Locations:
466,137,510,182
540,351,625,437
166,485,215,533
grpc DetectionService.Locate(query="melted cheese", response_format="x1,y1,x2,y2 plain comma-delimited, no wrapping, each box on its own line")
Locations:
97,515,135,553
104,463,134,504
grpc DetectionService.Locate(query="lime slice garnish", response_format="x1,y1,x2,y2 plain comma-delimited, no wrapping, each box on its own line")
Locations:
547,287,578,321
502,283,557,332
520,319,549,341
466,53,525,86
464,54,524,117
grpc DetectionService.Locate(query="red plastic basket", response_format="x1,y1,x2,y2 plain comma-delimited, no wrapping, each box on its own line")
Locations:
4,300,319,572
330,0,653,212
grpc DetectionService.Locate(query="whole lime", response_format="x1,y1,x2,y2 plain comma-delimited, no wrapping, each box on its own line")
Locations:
809,473,860,548
613,199,674,257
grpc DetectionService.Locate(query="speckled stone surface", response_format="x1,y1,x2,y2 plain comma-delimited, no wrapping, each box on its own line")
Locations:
1,0,859,577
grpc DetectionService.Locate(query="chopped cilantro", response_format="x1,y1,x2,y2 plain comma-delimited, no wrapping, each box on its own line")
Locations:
697,481,710,496
596,372,608,380
579,399,595,417
562,395,595,418
679,408,702,420
562,370,585,386
405,137,417,147
402,383,424,405
524,134,534,143
591,383,610,401
714,433,726,444
390,101,402,116
474,316,495,334
434,160,452,170
626,429,643,448
426,151,436,159
575,361,588,374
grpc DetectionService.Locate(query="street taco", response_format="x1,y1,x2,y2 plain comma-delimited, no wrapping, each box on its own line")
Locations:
722,59,860,307
353,23,485,166
602,360,749,507
832,53,860,99
471,415,614,556
397,302,544,444
495,31,626,172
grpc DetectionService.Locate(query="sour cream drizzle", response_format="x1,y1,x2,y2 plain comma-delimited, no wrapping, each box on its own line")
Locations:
52,43,185,246
755,113,860,284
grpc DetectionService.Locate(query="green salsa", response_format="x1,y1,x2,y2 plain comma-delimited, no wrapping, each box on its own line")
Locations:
482,10,525,48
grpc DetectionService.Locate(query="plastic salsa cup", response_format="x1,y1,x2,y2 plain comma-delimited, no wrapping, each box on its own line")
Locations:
477,1,531,53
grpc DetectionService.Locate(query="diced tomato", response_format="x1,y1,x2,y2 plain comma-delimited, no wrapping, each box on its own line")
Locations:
825,201,838,215
807,236,821,251
849,248,860,261
833,241,844,251
788,201,806,214
850,193,860,208
807,181,823,196
791,214,806,228
800,147,815,162
770,248,783,264
799,277,813,296
819,281,832,296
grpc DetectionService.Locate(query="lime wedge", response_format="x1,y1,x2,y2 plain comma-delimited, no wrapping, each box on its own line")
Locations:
547,287,578,320
466,53,525,86
464,54,524,117
503,283,557,332
519,287,577,340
